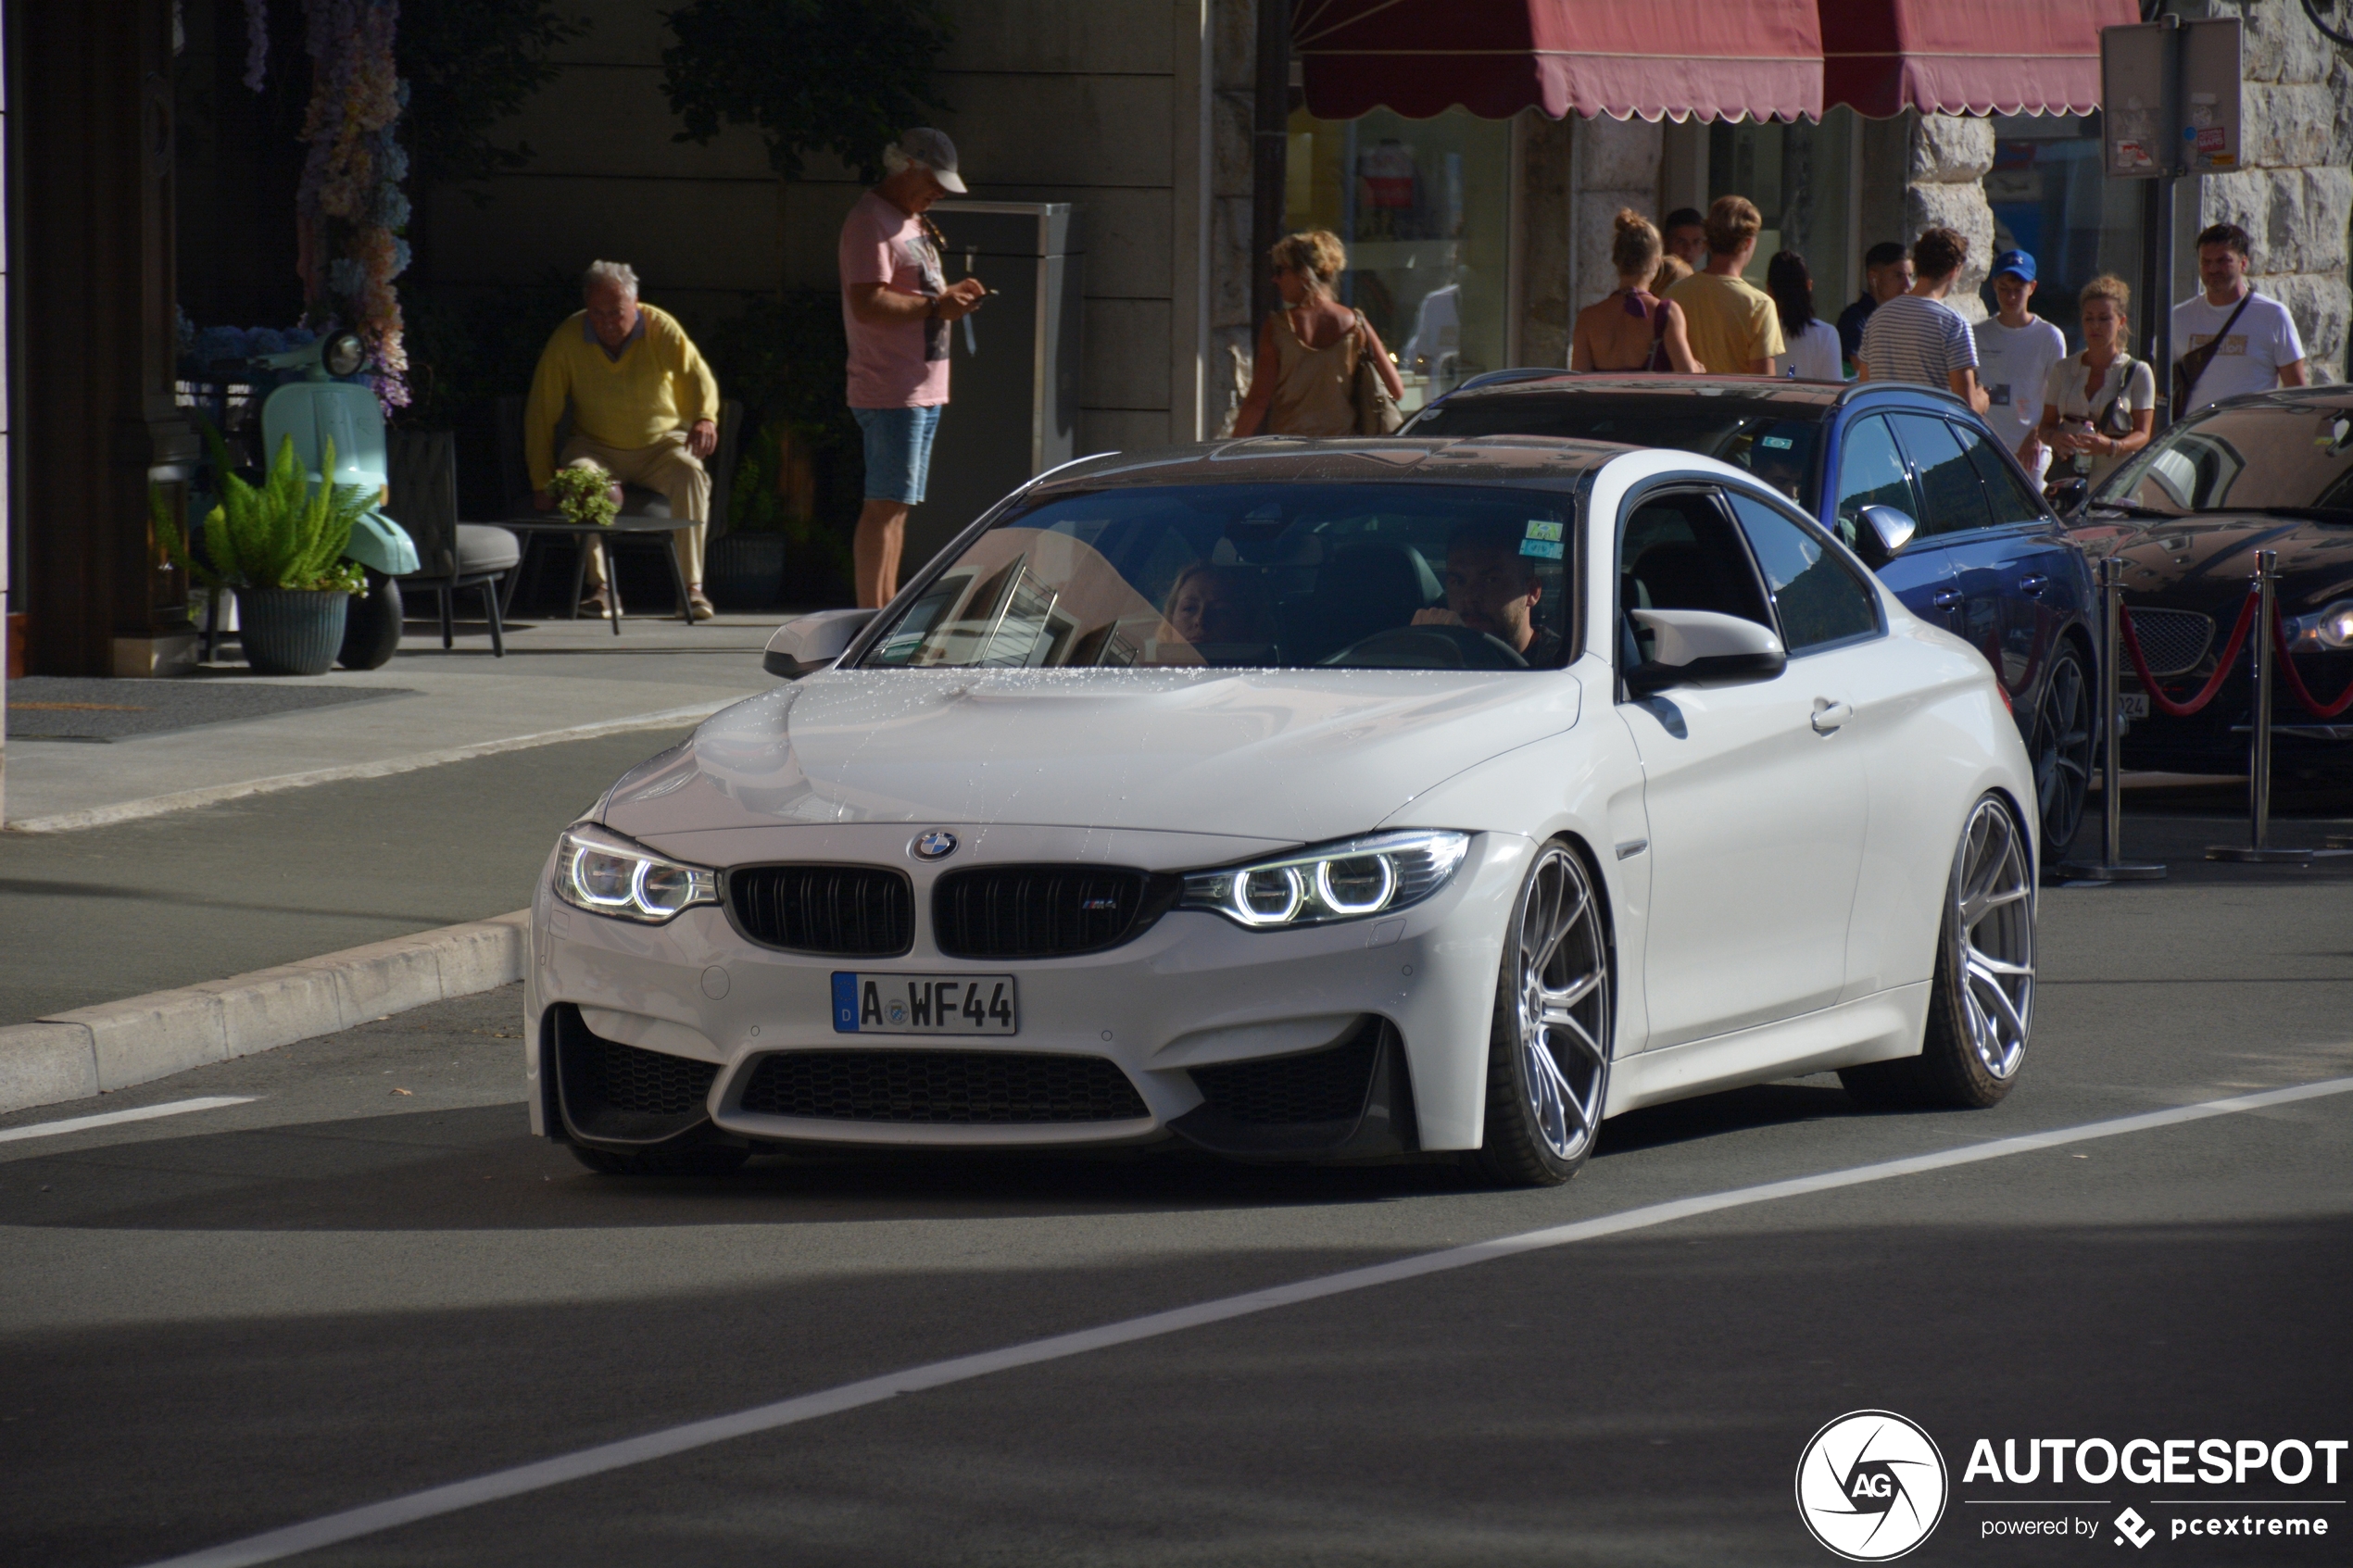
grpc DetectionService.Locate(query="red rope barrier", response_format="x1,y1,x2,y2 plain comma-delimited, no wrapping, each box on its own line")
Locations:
2271,613,2353,719
2117,588,2259,718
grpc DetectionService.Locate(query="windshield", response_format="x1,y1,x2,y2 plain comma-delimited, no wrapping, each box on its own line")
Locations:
2095,401,2353,517
859,483,1579,672
1405,394,1821,502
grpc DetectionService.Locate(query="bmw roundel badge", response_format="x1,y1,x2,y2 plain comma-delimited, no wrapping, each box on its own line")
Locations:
911,830,959,861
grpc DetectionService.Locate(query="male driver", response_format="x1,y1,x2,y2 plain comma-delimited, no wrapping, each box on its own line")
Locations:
1855,226,1990,413
1412,523,1561,665
1972,249,2066,481
1665,195,1783,375
840,127,988,608
525,260,721,619
1661,207,1708,270
1836,241,1912,372
2171,221,2307,410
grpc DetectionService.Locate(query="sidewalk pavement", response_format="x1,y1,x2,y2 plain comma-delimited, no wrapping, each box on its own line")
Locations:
3,609,778,830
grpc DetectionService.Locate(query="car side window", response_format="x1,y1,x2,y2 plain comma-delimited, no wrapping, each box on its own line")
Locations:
1953,421,2048,527
1891,412,1994,536
1617,488,1777,667
1727,494,1881,653
1832,415,1917,546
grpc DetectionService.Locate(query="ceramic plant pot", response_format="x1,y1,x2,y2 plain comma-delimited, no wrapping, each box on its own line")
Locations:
236,588,351,676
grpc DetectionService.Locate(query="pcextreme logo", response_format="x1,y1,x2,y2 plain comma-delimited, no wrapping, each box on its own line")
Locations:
1797,1410,1951,1561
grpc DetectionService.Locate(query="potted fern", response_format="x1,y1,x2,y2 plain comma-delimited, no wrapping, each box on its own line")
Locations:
155,431,374,675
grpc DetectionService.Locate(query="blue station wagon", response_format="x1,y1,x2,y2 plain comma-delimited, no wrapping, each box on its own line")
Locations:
1403,373,2100,856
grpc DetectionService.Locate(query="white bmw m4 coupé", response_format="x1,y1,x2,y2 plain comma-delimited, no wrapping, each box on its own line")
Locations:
528,438,2037,1185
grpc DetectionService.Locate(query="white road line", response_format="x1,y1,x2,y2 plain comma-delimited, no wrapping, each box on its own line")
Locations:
145,1076,2353,1568
0,1097,256,1146
4,701,742,834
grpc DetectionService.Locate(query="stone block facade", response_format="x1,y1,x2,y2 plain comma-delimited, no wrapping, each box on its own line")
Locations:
2199,0,2350,382
1906,113,1994,323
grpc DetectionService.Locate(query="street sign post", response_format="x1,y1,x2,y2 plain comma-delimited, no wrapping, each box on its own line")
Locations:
2101,16,2242,432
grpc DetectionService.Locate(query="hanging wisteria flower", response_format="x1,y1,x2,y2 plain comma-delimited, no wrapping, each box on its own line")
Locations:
296,0,410,411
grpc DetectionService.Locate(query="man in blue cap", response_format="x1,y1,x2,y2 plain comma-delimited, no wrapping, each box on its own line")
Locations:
1971,248,2065,483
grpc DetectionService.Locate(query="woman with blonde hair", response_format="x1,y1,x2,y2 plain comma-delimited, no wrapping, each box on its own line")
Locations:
1571,210,1698,373
1231,230,1406,436
2026,274,2154,487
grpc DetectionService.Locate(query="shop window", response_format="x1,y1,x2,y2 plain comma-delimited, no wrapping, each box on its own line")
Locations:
1708,108,1857,322
1284,108,1513,413
1983,113,2144,346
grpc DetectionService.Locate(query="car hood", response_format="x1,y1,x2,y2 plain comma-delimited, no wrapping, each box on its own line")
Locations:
2070,511,2353,611
598,666,1582,847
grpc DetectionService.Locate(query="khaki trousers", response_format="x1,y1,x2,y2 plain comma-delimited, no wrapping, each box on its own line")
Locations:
560,430,709,591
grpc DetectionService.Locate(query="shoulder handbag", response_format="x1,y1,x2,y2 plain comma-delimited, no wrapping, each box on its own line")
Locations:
2171,290,2253,413
2092,353,2140,438
1351,312,1404,435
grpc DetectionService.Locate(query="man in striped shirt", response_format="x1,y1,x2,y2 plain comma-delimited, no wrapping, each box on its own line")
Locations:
1853,226,1990,414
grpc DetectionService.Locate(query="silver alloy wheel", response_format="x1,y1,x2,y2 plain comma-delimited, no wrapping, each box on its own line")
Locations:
1949,797,2036,1079
1513,845,1610,1160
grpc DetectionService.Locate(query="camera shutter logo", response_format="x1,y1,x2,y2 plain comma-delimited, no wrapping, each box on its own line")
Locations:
1795,1410,1948,1561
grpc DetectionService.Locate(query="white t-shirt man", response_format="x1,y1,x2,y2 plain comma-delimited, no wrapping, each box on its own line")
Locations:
2171,290,2304,408
1972,314,2066,474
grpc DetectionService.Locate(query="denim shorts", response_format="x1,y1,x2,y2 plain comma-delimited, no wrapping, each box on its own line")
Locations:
853,404,944,505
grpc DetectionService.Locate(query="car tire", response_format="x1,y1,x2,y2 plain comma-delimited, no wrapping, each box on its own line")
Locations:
2031,645,2092,858
1466,841,1612,1187
1840,794,2036,1110
568,1144,750,1177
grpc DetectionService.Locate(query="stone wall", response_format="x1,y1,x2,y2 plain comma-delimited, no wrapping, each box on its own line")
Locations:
1516,116,1576,368
1567,116,1664,325
1906,113,1994,324
1208,0,1255,435
2197,0,2351,381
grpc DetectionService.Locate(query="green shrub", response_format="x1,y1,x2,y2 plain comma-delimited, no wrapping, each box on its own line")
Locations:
154,428,371,594
545,464,619,528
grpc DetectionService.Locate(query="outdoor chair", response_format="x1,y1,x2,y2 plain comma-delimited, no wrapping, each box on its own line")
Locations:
385,428,522,656
492,395,743,617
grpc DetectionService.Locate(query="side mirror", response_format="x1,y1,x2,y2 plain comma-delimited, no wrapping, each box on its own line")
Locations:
763,608,877,679
2044,477,2088,518
1851,504,1918,568
1623,608,1787,696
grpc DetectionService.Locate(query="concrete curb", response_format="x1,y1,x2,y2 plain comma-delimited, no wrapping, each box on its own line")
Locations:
3,700,740,834
0,910,531,1116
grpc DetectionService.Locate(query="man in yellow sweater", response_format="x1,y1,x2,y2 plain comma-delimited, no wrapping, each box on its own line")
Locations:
526,260,722,618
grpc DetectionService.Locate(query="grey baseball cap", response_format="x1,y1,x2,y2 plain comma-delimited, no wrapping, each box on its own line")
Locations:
899,127,967,194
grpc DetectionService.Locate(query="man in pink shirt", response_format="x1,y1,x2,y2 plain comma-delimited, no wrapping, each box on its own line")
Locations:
840,128,988,607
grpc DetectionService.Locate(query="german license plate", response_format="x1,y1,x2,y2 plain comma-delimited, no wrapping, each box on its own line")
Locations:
832,972,1017,1035
2119,693,2149,720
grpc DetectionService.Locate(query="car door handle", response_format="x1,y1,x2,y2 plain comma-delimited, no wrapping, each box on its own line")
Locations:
1810,699,1854,734
2017,574,2049,595
1930,588,1965,607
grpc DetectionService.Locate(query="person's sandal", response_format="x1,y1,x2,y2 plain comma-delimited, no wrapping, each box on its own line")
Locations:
688,589,716,622
581,586,622,620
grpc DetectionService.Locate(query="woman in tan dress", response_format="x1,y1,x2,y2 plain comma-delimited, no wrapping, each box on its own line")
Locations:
1570,210,1698,374
1231,230,1407,437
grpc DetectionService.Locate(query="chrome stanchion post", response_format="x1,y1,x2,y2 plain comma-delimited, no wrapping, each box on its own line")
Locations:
2059,556,2165,881
2208,548,2313,865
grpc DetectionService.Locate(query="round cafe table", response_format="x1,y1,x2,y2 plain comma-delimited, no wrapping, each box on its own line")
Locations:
494,515,701,633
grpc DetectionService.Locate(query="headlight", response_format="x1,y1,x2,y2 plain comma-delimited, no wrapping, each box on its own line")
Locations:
553,822,718,924
322,332,368,378
2287,598,2353,651
1179,830,1470,930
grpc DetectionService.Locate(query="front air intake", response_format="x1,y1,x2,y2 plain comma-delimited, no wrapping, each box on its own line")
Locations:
738,1049,1149,1124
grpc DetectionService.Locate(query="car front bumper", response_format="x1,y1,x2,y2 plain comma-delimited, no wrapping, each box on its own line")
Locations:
525,826,1532,1158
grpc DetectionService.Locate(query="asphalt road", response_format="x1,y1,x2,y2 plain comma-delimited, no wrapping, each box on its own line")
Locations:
0,729,692,1022
1,871,2347,1567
